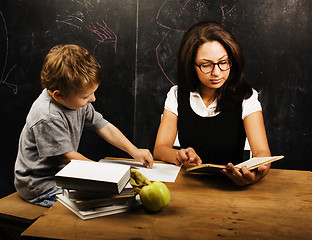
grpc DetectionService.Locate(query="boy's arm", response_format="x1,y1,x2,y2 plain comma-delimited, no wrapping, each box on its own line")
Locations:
96,123,153,168
58,151,93,164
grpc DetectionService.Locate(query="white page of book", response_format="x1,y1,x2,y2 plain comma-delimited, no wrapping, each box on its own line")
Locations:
234,156,278,169
56,160,130,183
100,159,181,182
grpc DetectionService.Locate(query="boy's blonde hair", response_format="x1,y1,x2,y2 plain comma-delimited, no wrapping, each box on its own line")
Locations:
40,44,103,96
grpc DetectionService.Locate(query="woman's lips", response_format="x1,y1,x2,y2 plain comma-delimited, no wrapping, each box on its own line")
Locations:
210,79,222,84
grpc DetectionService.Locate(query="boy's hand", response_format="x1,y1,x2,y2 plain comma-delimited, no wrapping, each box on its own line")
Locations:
96,124,153,168
133,149,154,168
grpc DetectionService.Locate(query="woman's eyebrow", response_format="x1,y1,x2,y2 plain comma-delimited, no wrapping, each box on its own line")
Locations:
218,55,228,60
199,55,228,62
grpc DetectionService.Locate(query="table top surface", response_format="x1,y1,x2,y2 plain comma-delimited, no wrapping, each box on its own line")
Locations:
0,192,47,221
22,167,312,240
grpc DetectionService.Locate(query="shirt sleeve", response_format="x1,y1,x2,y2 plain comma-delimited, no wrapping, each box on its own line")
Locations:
84,103,108,131
242,89,262,120
32,118,74,158
164,85,178,116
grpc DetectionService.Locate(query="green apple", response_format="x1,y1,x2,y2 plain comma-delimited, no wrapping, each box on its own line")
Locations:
139,181,170,212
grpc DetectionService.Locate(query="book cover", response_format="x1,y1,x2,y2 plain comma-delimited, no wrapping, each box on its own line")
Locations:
55,160,131,194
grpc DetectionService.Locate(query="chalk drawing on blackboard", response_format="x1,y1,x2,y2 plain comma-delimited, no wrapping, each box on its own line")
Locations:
0,11,17,94
155,1,240,85
155,0,192,85
55,11,84,31
220,3,239,25
86,20,117,55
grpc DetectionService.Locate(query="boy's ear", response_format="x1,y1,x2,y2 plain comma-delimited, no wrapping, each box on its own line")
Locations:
51,90,63,101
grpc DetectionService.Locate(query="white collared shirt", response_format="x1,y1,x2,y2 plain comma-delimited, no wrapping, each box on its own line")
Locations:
164,85,262,120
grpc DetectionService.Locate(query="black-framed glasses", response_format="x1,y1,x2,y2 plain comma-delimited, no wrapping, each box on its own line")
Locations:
195,59,232,74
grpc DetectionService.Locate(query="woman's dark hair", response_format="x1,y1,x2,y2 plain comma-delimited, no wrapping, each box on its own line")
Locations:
176,21,252,112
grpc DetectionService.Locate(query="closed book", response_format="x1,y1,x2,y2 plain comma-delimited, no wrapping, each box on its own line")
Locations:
56,194,141,220
55,160,131,194
62,187,135,210
64,184,134,201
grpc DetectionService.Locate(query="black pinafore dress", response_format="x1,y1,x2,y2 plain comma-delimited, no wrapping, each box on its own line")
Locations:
177,87,246,165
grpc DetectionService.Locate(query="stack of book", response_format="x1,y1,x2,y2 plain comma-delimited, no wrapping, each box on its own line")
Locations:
55,160,141,220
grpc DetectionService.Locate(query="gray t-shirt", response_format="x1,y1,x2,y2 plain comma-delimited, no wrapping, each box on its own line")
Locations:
14,89,108,200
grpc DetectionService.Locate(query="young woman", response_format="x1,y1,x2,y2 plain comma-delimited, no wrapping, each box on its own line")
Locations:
153,22,271,186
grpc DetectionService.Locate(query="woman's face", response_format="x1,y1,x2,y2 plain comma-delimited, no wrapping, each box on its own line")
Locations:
194,41,230,91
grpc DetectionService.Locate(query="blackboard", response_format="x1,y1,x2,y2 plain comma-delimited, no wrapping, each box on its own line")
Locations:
1,0,311,197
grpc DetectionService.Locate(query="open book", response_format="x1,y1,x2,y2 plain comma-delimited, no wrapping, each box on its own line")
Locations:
186,156,284,174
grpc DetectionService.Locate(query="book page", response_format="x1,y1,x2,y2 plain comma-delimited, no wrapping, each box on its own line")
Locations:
234,156,284,169
100,159,181,182
56,160,130,183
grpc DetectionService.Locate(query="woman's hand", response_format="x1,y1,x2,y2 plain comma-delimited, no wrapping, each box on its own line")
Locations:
132,148,154,168
221,163,269,186
175,147,202,166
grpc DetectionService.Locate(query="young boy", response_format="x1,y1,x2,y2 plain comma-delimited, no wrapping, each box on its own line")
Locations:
14,44,153,207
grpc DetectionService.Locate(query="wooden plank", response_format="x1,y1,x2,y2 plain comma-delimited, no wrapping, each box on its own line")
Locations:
0,192,47,221
22,169,312,239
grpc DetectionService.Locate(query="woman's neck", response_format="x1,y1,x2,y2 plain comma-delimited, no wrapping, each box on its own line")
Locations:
198,85,216,107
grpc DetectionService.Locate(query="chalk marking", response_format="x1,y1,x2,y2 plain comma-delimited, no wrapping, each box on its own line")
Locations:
0,10,17,94
155,0,192,85
86,20,117,55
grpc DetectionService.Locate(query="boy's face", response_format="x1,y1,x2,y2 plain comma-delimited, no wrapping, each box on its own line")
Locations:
58,84,99,110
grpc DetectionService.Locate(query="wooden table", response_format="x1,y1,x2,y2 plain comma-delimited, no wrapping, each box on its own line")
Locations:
0,192,47,222
0,192,47,239
21,168,312,240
